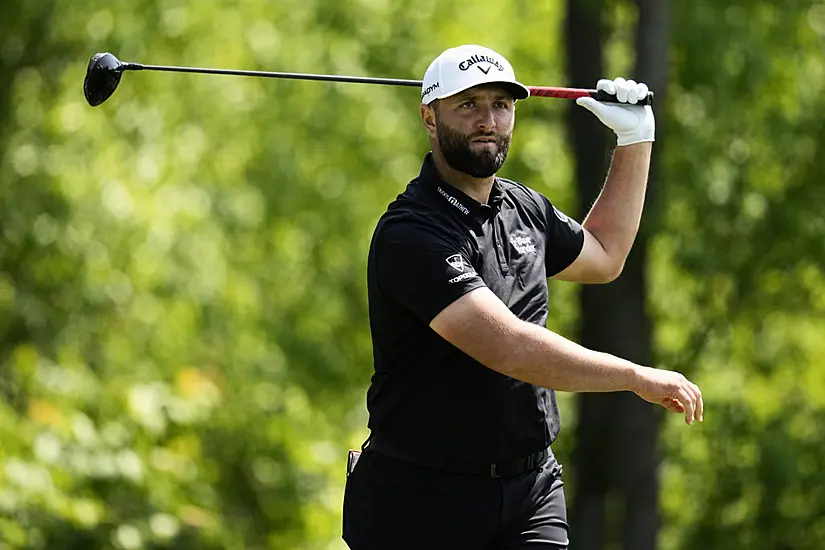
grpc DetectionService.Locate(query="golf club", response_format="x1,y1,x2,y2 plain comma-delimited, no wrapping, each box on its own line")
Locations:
83,52,654,108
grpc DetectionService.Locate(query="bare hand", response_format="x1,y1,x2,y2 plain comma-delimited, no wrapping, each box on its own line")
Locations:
632,366,704,425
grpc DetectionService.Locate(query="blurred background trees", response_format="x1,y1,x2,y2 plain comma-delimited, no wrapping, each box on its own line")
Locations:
1,1,824,549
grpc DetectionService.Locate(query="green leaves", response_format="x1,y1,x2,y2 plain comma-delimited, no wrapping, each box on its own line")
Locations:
654,1,825,548
3,0,825,549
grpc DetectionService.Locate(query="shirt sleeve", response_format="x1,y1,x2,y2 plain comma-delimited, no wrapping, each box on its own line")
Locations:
541,196,585,277
374,219,487,323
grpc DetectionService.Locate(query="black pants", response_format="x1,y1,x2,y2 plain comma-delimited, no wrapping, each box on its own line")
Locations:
342,449,569,549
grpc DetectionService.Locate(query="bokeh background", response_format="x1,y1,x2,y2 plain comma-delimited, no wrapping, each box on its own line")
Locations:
2,0,825,549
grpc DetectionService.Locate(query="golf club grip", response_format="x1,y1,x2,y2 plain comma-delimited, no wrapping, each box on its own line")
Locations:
529,86,654,106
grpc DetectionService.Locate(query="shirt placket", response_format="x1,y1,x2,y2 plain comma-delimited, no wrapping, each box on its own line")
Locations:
491,208,509,276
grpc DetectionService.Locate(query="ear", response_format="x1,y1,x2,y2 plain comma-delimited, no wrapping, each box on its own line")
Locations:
420,103,437,138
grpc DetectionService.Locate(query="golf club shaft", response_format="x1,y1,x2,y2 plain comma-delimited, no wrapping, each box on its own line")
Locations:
123,63,423,87
121,62,653,105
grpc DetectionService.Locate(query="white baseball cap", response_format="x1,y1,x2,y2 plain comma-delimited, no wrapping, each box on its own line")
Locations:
420,44,530,105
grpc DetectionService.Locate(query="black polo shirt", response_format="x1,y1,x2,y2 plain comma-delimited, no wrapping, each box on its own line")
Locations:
365,152,584,463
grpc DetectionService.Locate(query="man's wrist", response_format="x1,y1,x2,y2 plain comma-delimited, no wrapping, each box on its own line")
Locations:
614,141,654,151
617,134,655,147
617,357,644,393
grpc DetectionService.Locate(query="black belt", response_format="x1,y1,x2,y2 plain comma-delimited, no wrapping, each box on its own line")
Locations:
364,436,550,479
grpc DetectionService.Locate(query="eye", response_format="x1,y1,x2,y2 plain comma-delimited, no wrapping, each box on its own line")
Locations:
494,101,512,110
459,100,475,109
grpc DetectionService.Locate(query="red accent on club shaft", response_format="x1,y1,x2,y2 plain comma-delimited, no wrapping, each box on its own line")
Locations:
527,87,593,99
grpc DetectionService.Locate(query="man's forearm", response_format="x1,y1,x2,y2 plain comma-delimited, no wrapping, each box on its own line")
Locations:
583,143,652,264
498,318,641,393
432,287,644,393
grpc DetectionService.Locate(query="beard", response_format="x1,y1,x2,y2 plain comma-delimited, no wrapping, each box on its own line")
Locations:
436,119,511,178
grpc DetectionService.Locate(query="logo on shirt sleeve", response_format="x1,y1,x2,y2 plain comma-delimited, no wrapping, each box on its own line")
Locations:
445,254,477,284
446,254,465,272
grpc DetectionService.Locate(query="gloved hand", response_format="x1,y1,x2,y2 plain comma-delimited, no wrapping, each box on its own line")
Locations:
576,77,655,147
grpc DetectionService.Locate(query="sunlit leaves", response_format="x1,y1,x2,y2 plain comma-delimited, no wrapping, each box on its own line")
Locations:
656,2,825,549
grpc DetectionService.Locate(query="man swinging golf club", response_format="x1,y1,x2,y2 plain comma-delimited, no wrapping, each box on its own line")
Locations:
342,44,703,549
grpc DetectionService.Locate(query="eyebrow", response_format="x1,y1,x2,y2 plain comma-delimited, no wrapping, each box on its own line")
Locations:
454,92,514,102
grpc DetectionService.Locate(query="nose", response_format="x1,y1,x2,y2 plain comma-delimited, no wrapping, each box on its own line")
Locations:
476,106,496,132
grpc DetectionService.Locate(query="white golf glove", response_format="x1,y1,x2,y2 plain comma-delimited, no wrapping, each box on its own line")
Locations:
576,77,655,146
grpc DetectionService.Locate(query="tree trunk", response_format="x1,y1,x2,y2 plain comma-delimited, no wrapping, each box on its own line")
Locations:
619,2,669,550
563,1,610,549
565,1,669,549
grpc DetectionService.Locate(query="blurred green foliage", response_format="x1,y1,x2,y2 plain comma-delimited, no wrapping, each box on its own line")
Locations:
1,0,825,549
656,1,825,549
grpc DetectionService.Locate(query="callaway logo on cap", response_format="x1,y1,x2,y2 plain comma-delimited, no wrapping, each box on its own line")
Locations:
421,45,530,105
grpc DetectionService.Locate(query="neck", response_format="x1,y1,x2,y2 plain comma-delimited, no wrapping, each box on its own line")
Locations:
431,149,495,204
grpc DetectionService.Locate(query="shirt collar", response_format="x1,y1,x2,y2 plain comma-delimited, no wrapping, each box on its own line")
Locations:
417,152,504,223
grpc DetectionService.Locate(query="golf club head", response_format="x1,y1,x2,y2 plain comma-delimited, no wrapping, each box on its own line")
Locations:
84,52,124,107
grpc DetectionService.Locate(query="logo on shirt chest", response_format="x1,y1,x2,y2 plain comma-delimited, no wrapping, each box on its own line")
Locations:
509,231,537,255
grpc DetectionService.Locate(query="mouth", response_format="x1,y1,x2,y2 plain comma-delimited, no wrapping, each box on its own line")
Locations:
471,137,497,146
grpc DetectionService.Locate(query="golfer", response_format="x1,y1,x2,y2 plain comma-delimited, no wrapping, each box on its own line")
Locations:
343,44,703,550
